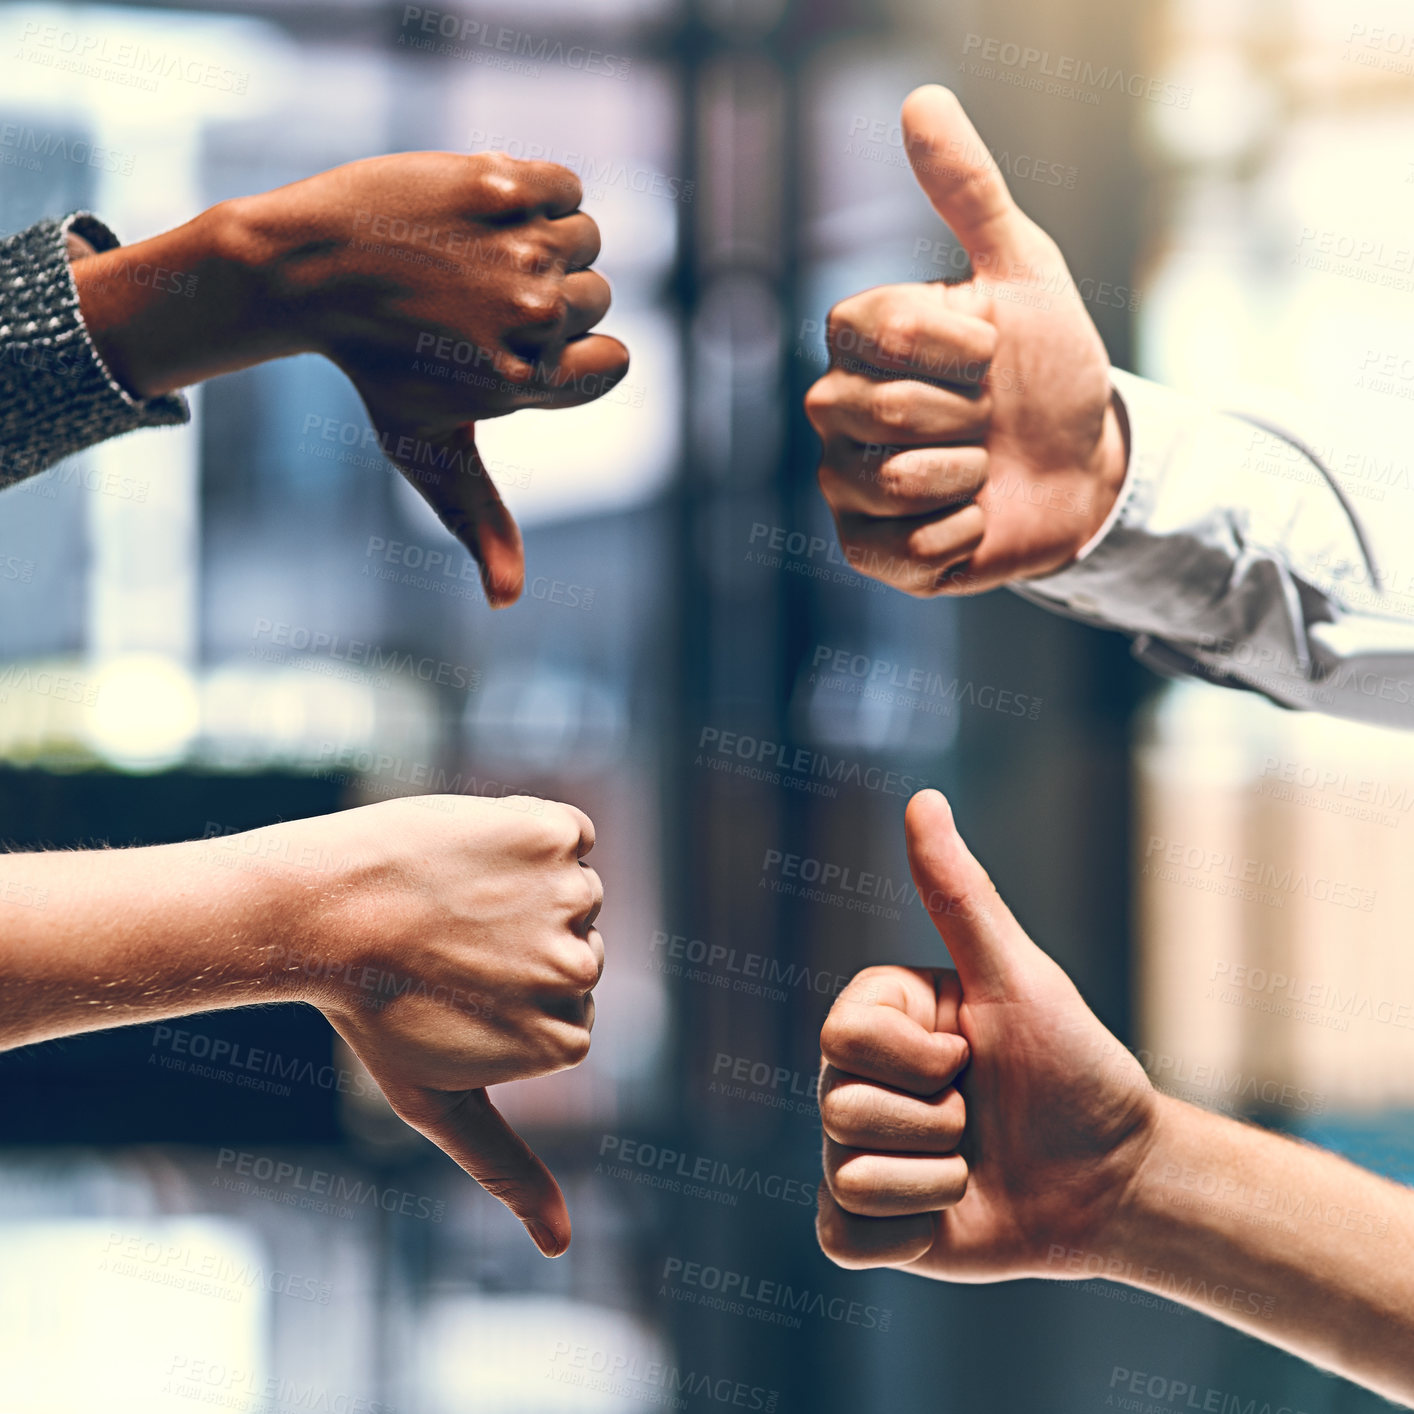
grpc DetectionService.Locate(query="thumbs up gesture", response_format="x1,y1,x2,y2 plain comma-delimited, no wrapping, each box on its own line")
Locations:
816,790,1157,1277
803,87,1127,595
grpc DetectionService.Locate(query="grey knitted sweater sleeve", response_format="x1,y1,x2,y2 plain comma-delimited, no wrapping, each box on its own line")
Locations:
0,211,189,486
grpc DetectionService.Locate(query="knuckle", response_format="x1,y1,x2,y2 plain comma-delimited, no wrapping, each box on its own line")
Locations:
829,1155,881,1213
802,377,836,426
475,160,526,207
560,1027,592,1067
948,450,989,494
536,806,582,856
870,381,914,432
903,521,949,562
824,300,853,348
875,308,921,364
900,570,947,599
545,163,583,207
565,947,601,993
948,1160,971,1204
815,1208,857,1268
873,453,920,502
820,1083,878,1144
937,1087,967,1139
815,456,837,494
818,1008,863,1065
511,289,567,327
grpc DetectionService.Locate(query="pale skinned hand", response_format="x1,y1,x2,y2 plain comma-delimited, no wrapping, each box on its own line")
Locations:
816,789,1157,1277
259,794,605,1257
803,86,1128,597
74,151,630,607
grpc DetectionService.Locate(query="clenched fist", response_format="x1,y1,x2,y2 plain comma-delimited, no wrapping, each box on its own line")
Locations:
804,86,1127,596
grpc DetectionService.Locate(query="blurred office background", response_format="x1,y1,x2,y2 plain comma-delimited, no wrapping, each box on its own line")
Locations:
1,0,1412,1408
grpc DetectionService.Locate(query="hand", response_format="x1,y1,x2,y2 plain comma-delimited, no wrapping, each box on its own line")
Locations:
803,86,1127,597
262,794,604,1256
235,152,629,606
816,789,1157,1278
75,152,630,607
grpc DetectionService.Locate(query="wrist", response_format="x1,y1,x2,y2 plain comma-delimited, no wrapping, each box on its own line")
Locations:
179,828,348,1008
201,194,313,363
1071,391,1129,555
1099,1091,1197,1269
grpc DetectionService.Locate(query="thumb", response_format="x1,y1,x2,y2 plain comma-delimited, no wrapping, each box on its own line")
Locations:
901,84,1028,273
905,789,1032,998
415,1088,571,1256
387,422,525,609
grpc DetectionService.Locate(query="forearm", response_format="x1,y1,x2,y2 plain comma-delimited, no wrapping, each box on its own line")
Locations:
1105,1094,1414,1401
72,198,296,400
0,833,326,1050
